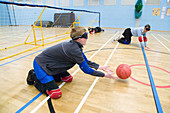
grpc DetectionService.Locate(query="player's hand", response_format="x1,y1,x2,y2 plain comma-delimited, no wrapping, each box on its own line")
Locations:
144,46,150,50
104,71,117,79
99,66,113,72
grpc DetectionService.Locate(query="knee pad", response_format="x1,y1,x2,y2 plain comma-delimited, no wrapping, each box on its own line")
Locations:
61,75,73,82
47,89,62,99
138,36,143,42
143,37,147,42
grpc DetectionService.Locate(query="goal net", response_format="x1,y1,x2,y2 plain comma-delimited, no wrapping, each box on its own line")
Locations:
0,1,100,61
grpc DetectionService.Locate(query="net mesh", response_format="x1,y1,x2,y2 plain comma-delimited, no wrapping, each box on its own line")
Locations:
0,1,100,61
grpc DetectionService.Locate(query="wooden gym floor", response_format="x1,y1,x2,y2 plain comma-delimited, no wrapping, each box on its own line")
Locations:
0,26,169,113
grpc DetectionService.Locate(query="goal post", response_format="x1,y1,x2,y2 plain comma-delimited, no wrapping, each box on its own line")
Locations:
0,1,100,61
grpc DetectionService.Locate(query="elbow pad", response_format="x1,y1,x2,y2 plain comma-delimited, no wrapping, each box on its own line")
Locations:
143,37,147,42
138,36,142,42
78,60,94,74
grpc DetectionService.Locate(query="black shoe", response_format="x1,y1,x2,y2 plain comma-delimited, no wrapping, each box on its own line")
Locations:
27,69,36,85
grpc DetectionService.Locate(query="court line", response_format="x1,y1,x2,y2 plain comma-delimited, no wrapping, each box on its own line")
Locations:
158,34,170,43
74,42,119,113
130,64,170,88
15,93,43,113
30,32,119,113
10,32,118,112
151,33,170,51
140,43,163,113
0,34,69,66
0,49,45,67
0,31,118,112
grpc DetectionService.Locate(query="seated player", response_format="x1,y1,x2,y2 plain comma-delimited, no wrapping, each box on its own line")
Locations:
113,24,151,50
88,27,104,34
27,26,116,99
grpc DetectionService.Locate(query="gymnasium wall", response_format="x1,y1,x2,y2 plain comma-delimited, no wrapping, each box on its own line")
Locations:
0,0,170,31
70,0,170,31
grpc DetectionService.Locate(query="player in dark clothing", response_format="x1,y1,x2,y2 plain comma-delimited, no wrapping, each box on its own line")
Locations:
88,27,104,34
27,26,115,99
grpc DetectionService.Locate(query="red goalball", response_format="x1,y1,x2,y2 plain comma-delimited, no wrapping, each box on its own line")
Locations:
116,64,131,79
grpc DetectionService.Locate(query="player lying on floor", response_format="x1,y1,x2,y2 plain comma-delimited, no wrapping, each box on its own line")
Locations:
88,27,104,34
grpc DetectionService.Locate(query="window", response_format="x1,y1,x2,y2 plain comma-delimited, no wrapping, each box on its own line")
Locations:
104,0,116,6
145,0,160,5
121,0,136,5
61,0,70,7
25,0,32,4
16,0,23,3
74,0,84,6
88,0,99,6
35,0,43,5
46,0,54,6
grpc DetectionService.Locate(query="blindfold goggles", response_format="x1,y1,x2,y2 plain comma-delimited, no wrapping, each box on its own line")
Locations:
72,32,88,40
145,27,150,31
